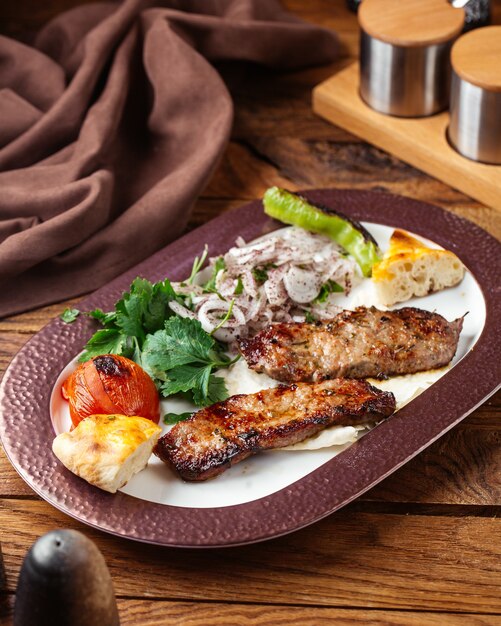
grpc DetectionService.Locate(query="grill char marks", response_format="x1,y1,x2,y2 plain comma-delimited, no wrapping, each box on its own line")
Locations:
239,306,464,383
154,379,395,481
93,355,130,378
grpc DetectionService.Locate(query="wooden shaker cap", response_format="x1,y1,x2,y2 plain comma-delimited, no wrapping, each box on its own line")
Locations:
451,26,501,92
359,0,465,47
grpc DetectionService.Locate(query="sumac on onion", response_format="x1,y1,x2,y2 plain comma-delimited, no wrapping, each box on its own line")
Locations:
62,355,160,427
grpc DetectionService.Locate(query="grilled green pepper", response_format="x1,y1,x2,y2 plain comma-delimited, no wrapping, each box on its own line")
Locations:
263,187,381,277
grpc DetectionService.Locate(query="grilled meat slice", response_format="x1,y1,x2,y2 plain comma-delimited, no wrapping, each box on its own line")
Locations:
239,306,464,383
154,379,395,481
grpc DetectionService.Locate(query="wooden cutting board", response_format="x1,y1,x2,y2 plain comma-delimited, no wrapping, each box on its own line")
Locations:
312,62,501,212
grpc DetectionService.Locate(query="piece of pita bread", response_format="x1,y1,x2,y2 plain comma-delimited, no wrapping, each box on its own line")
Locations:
372,229,465,306
53,414,161,493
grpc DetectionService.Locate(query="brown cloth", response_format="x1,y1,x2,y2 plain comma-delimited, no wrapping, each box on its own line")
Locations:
0,0,338,317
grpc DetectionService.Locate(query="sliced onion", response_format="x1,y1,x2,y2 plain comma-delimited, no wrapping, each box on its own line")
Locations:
226,238,277,266
245,294,264,321
283,266,321,303
171,226,359,350
230,304,246,326
197,298,236,334
241,270,258,298
264,267,288,306
217,277,239,298
212,326,239,342
168,301,196,319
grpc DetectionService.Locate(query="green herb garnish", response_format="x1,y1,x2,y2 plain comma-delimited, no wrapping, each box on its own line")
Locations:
79,276,235,407
304,311,316,323
88,309,118,326
163,412,193,425
234,277,244,295
314,280,344,304
141,316,235,406
252,263,277,285
211,300,235,336
81,328,128,360
203,256,226,293
252,267,269,284
60,308,80,323
188,245,208,285
80,277,179,362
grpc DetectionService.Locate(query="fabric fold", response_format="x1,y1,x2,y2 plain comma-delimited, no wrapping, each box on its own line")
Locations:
0,0,338,317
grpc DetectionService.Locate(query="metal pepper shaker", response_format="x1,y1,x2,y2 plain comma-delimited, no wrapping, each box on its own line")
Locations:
359,0,465,117
448,25,501,164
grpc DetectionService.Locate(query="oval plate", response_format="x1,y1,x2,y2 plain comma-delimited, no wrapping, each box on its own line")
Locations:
1,189,500,547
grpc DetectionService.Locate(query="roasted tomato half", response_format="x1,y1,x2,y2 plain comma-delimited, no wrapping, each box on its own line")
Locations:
62,355,160,427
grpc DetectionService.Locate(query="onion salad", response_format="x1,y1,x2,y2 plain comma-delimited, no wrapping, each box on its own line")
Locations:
171,226,361,347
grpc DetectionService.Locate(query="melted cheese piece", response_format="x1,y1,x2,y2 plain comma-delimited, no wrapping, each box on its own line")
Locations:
53,414,161,493
372,229,464,306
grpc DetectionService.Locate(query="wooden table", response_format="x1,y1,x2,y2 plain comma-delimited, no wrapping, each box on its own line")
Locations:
1,1,500,624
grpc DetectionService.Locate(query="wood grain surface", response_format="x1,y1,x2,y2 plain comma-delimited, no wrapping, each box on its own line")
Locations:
358,0,464,46
313,63,501,212
0,1,500,625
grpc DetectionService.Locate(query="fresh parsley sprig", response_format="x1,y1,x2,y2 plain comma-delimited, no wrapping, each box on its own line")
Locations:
73,274,235,407
80,277,180,362
141,316,235,406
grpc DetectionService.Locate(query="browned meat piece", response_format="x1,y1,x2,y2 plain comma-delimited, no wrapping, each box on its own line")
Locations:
239,306,464,383
154,379,395,481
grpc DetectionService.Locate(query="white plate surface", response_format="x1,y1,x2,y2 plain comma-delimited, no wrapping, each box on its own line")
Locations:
50,223,485,508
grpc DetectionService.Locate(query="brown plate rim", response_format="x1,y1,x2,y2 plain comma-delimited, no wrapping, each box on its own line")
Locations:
1,188,500,548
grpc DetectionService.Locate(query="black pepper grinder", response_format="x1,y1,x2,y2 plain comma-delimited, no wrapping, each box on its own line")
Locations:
346,0,362,13
453,0,491,30
346,0,491,30
346,0,363,10
14,530,120,626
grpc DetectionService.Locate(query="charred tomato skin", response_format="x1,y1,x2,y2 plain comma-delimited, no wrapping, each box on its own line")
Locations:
62,354,160,427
